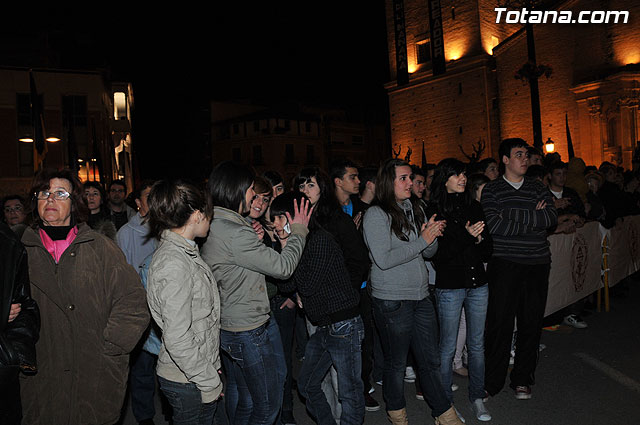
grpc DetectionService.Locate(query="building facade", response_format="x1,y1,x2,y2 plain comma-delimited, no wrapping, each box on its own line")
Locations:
0,67,136,198
386,0,640,168
211,101,388,186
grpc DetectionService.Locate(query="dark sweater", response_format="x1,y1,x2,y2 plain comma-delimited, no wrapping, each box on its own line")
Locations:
282,228,360,326
481,176,557,264
425,197,492,289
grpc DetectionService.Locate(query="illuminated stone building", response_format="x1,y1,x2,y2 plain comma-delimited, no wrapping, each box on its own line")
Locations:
211,101,387,186
0,67,136,198
386,0,640,168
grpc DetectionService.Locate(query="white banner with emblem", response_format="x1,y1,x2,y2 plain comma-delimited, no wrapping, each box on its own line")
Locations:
545,222,603,317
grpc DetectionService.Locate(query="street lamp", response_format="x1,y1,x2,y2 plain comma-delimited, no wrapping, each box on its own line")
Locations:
545,137,555,153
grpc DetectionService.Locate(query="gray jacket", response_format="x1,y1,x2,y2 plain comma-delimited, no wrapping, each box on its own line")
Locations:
147,230,222,403
362,202,438,301
201,207,308,332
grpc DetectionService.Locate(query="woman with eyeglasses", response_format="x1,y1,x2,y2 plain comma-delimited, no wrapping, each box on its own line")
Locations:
2,195,27,228
19,169,150,425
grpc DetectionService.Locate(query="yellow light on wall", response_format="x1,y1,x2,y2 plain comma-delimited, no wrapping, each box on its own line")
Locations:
19,137,34,143
545,137,555,153
46,136,60,142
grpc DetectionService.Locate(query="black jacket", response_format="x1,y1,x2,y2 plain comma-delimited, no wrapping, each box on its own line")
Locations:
321,209,371,291
1,222,40,421
426,197,492,289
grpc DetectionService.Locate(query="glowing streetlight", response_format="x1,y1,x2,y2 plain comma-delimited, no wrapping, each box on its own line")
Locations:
544,137,555,153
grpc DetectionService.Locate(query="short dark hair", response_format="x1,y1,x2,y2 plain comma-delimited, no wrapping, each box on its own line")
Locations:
108,179,127,191
525,164,548,180
133,179,156,201
499,138,528,163
599,161,616,175
527,146,543,158
147,180,212,240
329,158,357,182
269,191,308,219
411,165,426,180
358,167,377,194
476,157,498,173
29,168,88,227
207,161,255,211
82,181,106,205
2,194,25,210
549,161,568,173
262,170,283,188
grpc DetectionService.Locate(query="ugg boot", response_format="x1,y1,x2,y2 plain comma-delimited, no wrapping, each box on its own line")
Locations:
387,408,409,425
435,406,465,425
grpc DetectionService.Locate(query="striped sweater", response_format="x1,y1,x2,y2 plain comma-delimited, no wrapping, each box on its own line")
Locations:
481,176,558,264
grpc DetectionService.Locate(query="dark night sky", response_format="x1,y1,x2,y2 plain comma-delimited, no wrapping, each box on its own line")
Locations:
3,2,390,180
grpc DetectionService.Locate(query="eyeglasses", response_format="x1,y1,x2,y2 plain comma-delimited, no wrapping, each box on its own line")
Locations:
4,205,23,213
35,190,71,201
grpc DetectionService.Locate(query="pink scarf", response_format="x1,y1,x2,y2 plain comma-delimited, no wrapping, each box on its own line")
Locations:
39,226,78,263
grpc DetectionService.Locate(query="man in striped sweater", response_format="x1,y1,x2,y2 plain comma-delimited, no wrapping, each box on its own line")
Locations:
481,138,558,400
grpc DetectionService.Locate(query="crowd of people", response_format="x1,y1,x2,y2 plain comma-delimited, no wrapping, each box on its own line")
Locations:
1,136,639,425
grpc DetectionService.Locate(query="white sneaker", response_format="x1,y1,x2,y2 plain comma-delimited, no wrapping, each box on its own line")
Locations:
404,366,416,383
471,399,492,421
563,314,588,329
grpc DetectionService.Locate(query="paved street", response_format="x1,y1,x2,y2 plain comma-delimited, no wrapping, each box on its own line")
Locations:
122,282,640,425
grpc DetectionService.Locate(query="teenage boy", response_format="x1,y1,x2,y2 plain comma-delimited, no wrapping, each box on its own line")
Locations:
481,138,557,400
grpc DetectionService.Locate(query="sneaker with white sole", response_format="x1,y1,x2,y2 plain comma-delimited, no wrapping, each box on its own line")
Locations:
514,385,532,400
471,399,491,421
563,314,588,329
404,366,416,383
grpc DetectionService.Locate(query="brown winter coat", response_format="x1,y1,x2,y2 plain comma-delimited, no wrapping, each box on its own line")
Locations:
20,223,150,425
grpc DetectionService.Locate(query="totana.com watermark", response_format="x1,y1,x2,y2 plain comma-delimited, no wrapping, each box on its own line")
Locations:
495,7,629,24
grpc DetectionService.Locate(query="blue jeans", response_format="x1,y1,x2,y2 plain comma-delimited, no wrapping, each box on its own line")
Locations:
130,349,157,422
372,295,451,417
298,316,365,425
158,377,218,425
220,318,286,425
436,285,489,403
270,295,297,413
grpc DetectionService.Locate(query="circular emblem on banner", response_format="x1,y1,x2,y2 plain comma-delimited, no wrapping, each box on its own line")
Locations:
571,233,588,292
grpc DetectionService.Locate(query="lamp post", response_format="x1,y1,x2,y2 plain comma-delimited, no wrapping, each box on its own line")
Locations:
544,137,555,153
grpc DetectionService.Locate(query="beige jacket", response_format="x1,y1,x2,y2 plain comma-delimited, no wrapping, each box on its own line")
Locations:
201,207,308,332
147,230,222,403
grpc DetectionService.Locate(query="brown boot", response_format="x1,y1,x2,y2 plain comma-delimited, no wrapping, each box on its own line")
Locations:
435,406,464,425
387,408,409,425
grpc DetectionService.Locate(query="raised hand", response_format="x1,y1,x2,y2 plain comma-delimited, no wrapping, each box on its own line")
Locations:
286,198,314,228
251,220,265,241
421,214,446,245
536,200,547,210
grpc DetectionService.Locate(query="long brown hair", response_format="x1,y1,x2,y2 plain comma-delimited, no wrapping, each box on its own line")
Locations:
375,158,424,241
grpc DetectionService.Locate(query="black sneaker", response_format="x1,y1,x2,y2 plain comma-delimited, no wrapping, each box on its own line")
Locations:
281,410,297,425
365,393,381,412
